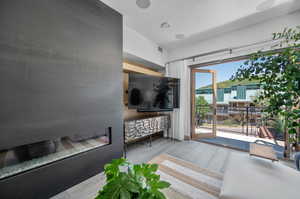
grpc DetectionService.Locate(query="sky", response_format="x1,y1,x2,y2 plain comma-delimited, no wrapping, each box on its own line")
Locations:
195,60,246,89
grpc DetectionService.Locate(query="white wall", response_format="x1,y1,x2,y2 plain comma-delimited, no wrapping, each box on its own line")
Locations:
224,93,231,104
167,11,300,63
123,26,167,66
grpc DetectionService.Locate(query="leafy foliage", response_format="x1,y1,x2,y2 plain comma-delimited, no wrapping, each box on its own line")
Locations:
95,158,171,199
196,96,211,124
222,119,240,127
231,26,300,144
196,96,209,107
269,115,285,135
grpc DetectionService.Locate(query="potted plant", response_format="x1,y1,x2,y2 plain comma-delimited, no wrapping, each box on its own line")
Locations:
95,158,171,199
231,26,300,157
290,136,300,152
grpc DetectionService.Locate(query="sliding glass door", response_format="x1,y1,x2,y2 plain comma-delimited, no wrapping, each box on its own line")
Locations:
191,69,217,139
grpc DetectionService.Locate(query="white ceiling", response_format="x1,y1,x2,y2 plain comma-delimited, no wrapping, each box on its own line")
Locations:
101,0,300,50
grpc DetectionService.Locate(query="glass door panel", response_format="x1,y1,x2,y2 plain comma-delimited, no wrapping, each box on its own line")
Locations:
191,69,217,139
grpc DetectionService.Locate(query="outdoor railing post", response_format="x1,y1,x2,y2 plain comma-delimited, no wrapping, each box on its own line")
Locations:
246,106,249,136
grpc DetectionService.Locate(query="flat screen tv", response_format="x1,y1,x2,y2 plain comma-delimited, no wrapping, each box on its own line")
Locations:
128,73,180,112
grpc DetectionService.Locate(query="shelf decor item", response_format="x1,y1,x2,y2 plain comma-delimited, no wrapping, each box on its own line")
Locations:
95,158,170,199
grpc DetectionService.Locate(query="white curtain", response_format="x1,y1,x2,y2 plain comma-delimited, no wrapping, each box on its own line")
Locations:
166,60,191,141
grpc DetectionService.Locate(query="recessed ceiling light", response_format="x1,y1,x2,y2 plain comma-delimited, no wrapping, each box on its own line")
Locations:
136,0,151,9
160,22,171,29
175,34,185,40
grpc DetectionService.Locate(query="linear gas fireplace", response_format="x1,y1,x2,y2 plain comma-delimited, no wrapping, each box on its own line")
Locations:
0,0,123,198
0,129,112,180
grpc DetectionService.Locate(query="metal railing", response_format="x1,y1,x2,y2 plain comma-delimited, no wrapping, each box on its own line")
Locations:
195,105,265,136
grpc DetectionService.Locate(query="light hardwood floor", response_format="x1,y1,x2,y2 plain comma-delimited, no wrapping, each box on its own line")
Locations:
51,138,235,199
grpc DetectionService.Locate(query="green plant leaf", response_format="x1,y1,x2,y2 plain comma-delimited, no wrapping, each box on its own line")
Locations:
149,164,159,172
99,180,121,199
126,181,140,193
120,188,131,199
292,121,299,127
289,128,297,134
155,190,167,199
156,181,171,189
96,158,170,199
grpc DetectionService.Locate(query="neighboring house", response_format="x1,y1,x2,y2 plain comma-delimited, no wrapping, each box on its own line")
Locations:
196,79,261,104
196,79,262,123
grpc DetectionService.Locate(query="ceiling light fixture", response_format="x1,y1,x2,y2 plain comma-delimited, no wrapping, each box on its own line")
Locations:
160,22,171,29
136,0,151,9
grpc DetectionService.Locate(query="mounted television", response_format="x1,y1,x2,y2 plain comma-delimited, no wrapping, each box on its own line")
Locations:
128,73,180,112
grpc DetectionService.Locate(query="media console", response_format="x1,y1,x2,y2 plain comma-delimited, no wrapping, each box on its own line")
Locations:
124,115,170,155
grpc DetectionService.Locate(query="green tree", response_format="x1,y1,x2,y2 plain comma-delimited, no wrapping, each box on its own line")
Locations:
196,96,210,125
231,26,300,157
196,95,209,106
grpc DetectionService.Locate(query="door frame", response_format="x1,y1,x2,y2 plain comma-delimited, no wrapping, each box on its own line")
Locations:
191,69,217,139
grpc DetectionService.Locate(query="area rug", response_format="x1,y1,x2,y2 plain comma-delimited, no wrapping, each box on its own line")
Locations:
149,154,223,199
198,137,284,158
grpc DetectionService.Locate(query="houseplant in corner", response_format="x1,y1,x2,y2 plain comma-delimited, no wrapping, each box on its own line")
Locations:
95,158,171,199
231,26,300,157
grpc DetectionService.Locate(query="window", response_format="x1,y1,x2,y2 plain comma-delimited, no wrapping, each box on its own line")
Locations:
217,88,224,102
237,86,246,99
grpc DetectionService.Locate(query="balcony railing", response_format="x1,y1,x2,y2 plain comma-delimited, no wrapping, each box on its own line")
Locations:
196,105,263,115
195,105,265,136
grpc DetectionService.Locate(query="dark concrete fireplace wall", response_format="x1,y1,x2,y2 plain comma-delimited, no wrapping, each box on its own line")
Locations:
0,0,123,198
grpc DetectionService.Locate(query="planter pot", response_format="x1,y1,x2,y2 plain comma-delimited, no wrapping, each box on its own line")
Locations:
295,144,300,152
